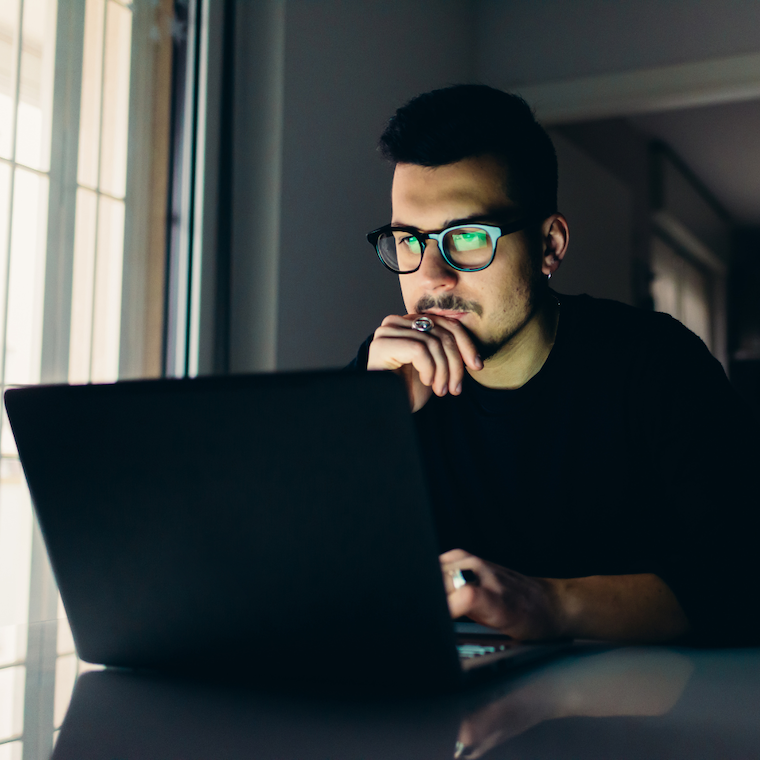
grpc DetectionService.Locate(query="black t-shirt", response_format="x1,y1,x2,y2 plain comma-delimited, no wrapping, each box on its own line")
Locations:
348,293,760,645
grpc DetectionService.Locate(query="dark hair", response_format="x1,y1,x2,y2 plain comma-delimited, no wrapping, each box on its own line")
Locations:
378,84,557,216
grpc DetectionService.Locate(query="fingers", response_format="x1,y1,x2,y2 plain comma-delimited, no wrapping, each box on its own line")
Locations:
447,582,510,631
440,548,473,564
440,550,485,595
447,583,479,619
431,326,459,395
433,317,484,375
440,550,510,630
440,552,561,639
369,314,482,397
395,314,483,375
371,323,449,394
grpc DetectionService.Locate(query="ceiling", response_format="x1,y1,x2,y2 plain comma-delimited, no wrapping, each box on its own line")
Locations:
628,98,760,226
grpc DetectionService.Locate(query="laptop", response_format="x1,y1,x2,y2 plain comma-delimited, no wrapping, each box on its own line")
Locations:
5,370,566,691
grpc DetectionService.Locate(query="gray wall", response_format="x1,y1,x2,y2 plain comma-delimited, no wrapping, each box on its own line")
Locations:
549,131,634,306
557,119,653,308
477,0,760,87
230,0,476,373
731,228,760,359
276,0,475,371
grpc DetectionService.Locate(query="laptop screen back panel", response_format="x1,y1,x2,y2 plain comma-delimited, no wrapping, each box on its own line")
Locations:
6,372,462,689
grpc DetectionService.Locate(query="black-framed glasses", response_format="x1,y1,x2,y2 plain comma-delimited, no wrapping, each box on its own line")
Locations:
366,217,532,274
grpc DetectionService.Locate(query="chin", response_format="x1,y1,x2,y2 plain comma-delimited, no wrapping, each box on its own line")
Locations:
472,334,511,362
472,305,542,361
461,323,505,362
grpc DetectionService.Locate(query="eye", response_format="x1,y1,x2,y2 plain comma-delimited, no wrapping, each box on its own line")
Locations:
450,230,489,252
399,235,422,255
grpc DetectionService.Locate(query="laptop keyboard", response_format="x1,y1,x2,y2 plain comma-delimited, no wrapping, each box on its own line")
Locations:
456,641,511,660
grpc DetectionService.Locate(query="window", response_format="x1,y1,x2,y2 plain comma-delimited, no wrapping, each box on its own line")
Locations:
651,235,713,352
650,143,731,368
0,0,174,754
69,0,133,385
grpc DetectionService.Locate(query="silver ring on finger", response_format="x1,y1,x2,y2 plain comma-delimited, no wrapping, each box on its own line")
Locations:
411,316,434,333
449,568,479,590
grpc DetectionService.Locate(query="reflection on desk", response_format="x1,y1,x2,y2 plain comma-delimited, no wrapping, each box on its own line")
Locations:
455,646,694,758
0,619,101,760
46,642,760,760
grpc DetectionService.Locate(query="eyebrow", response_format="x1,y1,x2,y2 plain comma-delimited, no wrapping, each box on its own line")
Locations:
390,209,517,231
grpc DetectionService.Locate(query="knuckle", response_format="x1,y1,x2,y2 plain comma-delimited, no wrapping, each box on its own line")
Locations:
426,336,446,357
441,331,457,348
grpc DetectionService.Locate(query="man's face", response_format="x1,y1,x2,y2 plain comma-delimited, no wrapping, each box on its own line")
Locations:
391,155,546,361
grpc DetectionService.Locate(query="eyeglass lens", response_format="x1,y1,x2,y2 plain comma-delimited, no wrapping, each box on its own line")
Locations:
377,227,495,272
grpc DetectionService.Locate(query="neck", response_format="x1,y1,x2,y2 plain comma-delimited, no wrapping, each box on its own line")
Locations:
469,291,560,390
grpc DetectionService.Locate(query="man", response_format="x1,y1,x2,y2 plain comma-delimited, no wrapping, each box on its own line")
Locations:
349,85,759,645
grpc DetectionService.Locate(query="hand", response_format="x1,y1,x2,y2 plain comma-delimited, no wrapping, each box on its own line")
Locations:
367,314,483,412
454,649,694,758
440,549,566,641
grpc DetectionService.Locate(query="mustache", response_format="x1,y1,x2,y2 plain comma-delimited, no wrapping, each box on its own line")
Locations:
415,293,483,317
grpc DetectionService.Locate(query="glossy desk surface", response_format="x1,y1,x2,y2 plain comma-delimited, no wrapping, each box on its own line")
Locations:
6,619,760,759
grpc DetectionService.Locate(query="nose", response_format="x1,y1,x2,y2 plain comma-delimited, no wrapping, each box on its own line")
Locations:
416,239,458,290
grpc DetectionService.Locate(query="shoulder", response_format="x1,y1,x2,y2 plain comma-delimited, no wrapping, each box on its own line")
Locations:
558,293,757,437
556,291,738,419
557,291,713,368
559,291,687,339
344,333,374,371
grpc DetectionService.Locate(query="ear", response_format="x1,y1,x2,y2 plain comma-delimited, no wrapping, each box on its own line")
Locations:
540,214,569,277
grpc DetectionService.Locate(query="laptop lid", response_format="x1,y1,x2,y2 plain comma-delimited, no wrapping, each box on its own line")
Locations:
5,371,462,689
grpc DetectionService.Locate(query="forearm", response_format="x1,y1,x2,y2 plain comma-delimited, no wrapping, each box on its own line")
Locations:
548,573,691,643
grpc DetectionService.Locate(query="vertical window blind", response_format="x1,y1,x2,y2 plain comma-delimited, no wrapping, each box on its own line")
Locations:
0,0,177,755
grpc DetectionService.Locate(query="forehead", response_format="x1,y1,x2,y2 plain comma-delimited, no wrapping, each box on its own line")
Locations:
391,155,515,228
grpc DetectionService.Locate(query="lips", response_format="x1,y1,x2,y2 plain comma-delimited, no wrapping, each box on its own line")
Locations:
424,310,469,320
